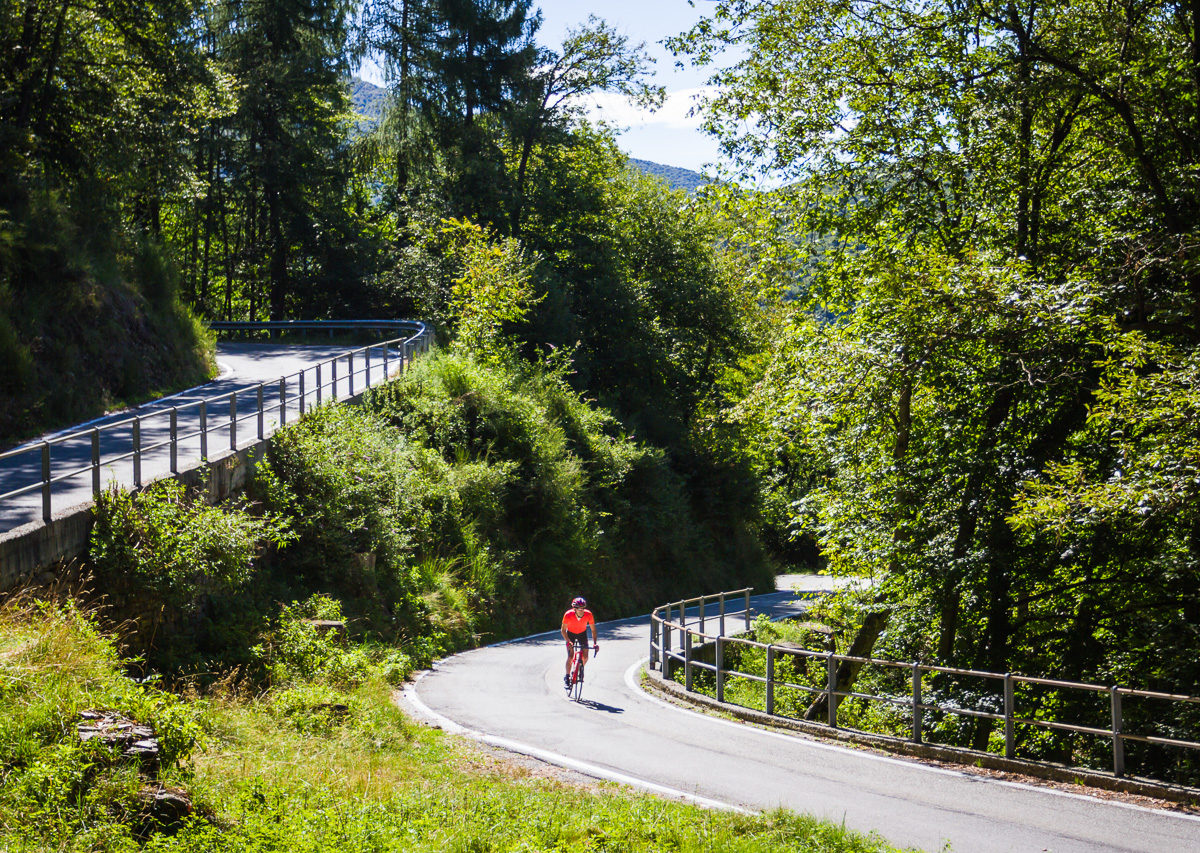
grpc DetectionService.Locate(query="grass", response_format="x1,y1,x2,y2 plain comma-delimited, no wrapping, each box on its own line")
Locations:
0,598,915,852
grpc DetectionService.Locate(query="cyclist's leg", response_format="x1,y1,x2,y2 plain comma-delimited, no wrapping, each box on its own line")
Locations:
579,628,593,672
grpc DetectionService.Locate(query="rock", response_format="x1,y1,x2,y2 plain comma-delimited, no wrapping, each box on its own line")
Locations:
76,710,160,769
136,783,192,833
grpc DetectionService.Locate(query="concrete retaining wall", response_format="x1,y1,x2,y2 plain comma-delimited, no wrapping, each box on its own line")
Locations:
0,438,271,592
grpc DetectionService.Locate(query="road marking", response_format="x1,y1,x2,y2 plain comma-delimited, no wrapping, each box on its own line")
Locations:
403,671,751,814
623,657,1200,825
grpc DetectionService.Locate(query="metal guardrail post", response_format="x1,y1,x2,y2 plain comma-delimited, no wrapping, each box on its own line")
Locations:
745,589,751,631
1112,687,1125,777
1004,673,1015,759
200,400,208,460
912,663,923,743
257,385,264,439
279,378,287,425
663,607,672,676
331,358,338,399
766,646,775,715
719,595,726,637
316,364,322,404
299,372,306,416
685,630,693,692
133,417,142,487
91,429,101,498
349,353,355,396
41,442,51,521
365,347,371,387
827,652,838,727
170,408,178,473
699,595,706,633
229,393,237,450
650,612,658,669
716,636,725,703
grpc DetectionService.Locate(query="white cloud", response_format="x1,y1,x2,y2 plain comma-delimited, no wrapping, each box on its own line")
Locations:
577,87,716,131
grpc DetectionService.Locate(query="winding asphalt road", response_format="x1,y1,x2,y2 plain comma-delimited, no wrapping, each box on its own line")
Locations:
406,578,1200,853
0,342,403,531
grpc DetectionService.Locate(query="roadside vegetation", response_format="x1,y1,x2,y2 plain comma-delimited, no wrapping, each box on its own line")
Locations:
6,0,1200,841
0,596,909,852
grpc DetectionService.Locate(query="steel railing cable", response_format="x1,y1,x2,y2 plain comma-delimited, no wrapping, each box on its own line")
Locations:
0,320,432,531
649,588,1200,782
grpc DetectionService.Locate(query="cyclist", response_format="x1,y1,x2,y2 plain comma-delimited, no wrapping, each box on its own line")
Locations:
561,596,597,690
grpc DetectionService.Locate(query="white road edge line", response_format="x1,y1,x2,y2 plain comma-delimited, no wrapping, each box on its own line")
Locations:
623,656,1200,825
402,671,750,815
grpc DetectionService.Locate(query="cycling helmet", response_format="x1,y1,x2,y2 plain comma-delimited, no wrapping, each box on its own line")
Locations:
571,596,587,608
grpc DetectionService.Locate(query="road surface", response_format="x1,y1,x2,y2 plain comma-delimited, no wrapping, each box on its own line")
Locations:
0,342,404,531
406,579,1200,852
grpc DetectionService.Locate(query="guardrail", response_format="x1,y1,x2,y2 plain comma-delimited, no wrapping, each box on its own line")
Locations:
650,588,1200,781
0,320,432,529
208,320,417,338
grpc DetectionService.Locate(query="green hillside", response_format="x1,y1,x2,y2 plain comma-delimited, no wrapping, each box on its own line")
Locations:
629,158,711,192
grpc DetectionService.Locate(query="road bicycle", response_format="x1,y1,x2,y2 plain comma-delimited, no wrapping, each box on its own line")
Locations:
567,642,598,701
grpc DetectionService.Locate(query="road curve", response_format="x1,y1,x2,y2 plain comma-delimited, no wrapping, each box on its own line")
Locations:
406,580,1200,853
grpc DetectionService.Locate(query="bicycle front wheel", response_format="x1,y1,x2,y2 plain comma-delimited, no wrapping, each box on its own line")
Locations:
571,668,584,701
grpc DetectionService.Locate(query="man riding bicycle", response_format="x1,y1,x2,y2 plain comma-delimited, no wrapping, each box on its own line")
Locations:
561,596,597,691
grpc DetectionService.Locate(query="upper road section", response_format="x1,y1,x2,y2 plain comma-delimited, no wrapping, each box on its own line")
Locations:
0,323,428,534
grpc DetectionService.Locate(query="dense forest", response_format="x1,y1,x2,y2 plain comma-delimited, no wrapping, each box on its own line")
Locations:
2,0,1200,811
672,0,1200,777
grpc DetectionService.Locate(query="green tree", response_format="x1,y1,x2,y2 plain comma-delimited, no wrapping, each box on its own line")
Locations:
355,0,440,199
217,0,357,320
673,0,1200,767
440,217,539,363
508,16,663,235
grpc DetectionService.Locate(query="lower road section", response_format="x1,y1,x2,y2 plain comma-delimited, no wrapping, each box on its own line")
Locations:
408,580,1200,852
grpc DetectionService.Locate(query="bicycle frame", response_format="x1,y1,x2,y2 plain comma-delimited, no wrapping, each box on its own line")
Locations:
568,642,598,701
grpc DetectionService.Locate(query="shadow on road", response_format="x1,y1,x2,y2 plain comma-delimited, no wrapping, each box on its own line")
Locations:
575,699,624,714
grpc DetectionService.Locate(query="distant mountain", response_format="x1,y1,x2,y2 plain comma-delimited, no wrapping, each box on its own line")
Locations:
629,159,711,193
348,82,709,196
350,78,386,125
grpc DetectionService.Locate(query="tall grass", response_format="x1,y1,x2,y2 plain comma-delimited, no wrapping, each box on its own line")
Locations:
0,599,202,849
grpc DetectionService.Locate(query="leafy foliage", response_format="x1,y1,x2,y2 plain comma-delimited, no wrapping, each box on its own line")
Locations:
671,0,1200,780
91,480,291,611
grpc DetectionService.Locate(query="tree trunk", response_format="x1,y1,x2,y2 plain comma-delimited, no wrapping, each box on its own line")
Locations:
938,380,1017,660
804,607,892,721
266,185,287,320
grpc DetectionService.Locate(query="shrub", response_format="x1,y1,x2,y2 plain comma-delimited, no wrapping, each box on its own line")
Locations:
252,596,372,689
91,480,291,614
88,479,292,668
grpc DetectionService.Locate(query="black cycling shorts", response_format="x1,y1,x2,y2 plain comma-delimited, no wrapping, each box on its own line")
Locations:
566,630,589,647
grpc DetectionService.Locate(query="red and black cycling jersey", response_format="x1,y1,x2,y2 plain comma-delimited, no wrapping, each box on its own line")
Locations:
562,608,595,635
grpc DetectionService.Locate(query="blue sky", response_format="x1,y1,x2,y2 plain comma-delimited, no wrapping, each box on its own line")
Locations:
357,1,726,174
534,1,724,173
